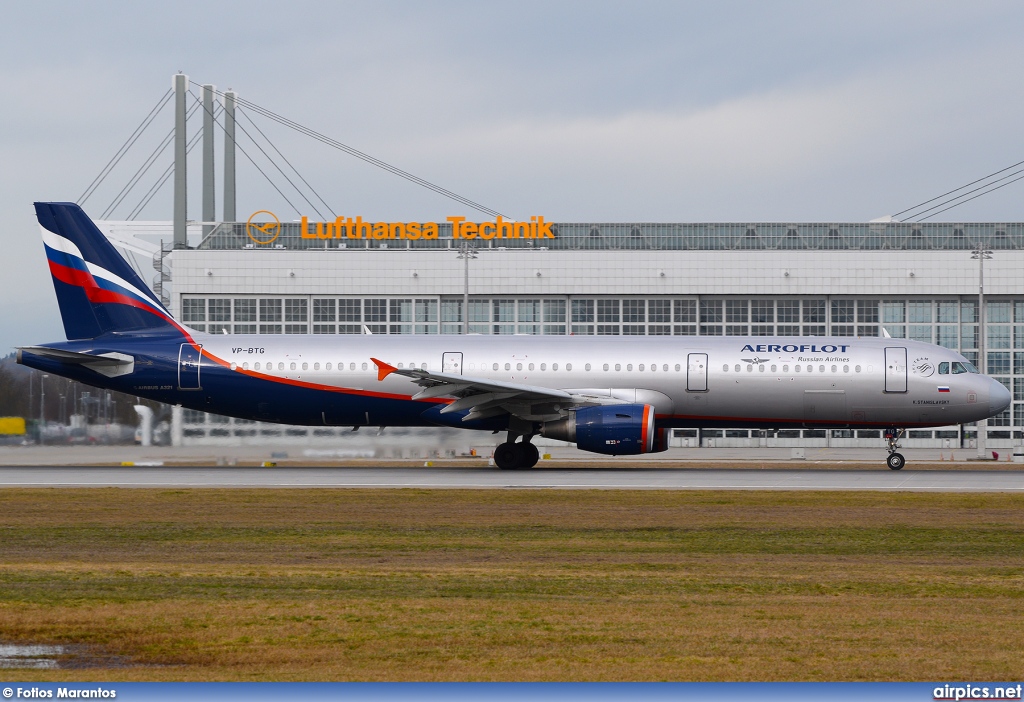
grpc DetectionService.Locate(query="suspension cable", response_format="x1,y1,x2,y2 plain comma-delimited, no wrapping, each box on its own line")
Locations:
895,158,1024,221
127,104,211,220
102,102,203,219
191,81,507,219
78,89,172,205
188,89,308,218
229,105,328,219
898,166,1024,223
237,107,336,218
916,172,1024,222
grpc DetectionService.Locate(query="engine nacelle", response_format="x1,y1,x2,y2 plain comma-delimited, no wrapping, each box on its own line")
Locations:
541,404,664,456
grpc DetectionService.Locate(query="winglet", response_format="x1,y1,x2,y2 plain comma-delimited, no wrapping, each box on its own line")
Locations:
371,357,397,381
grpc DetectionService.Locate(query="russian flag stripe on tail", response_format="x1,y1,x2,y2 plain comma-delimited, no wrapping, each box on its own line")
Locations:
35,202,189,341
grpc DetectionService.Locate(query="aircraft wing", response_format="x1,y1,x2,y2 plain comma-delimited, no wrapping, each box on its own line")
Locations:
371,357,616,422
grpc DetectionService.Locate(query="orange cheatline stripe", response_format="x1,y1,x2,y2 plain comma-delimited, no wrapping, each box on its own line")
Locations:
198,349,450,404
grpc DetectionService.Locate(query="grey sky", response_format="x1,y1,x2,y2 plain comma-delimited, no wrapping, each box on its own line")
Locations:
2,1,1023,351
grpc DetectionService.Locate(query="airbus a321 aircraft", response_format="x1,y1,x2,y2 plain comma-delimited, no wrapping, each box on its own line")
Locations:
18,203,1011,470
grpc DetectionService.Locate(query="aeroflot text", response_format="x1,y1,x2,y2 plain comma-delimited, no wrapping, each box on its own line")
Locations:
300,216,555,241
741,344,851,353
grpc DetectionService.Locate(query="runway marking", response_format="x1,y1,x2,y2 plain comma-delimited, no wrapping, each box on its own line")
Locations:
0,467,1021,491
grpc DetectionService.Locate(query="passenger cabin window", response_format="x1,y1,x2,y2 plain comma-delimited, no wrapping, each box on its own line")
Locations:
939,362,949,374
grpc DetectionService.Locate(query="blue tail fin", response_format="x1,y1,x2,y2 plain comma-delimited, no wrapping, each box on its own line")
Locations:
35,202,186,340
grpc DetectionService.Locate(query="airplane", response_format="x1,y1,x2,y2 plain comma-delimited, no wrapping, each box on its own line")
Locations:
17,202,1011,471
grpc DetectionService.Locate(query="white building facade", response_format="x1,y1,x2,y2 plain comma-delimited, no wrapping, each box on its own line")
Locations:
162,219,1024,450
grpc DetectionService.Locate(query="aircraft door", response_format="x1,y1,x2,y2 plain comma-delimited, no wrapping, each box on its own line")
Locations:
687,353,708,391
884,347,907,393
178,344,202,390
442,352,463,375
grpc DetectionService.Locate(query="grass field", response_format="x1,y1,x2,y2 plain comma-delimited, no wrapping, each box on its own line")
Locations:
0,488,1021,681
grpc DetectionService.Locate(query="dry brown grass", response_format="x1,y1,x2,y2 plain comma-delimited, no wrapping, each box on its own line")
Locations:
0,489,1021,680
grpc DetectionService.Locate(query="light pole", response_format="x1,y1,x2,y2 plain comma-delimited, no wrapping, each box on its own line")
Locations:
40,374,48,446
971,243,993,458
457,241,477,335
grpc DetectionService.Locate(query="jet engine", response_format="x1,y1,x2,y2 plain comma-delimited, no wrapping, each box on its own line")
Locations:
540,403,665,455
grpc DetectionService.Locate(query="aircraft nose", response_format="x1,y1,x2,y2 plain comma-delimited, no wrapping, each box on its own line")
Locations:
989,379,1011,416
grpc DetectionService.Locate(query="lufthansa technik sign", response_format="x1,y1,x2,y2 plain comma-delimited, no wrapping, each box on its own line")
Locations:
295,215,555,241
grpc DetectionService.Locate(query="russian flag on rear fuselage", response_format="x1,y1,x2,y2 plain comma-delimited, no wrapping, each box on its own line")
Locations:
35,202,188,341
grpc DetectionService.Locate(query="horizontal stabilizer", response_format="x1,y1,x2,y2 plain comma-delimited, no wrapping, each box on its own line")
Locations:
17,346,135,378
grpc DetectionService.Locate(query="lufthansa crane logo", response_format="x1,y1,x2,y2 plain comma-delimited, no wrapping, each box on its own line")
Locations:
246,210,281,245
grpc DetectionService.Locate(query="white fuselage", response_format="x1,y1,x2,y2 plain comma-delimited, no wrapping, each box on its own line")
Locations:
192,333,1009,429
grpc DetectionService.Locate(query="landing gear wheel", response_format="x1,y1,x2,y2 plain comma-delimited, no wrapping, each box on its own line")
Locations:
494,443,519,470
883,428,906,471
520,443,540,469
887,452,905,471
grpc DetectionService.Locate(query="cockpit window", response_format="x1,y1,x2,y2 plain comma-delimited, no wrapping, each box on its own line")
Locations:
951,361,978,374
962,360,979,373
938,362,949,375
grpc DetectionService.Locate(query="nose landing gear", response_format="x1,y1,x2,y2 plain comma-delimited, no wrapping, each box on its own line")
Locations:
884,428,905,470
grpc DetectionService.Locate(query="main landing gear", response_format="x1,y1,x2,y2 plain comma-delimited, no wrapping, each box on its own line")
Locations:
884,428,905,470
493,436,540,470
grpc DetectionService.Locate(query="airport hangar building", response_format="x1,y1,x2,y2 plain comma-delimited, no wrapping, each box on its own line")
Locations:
119,216,1024,451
